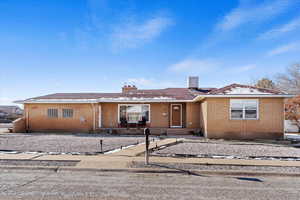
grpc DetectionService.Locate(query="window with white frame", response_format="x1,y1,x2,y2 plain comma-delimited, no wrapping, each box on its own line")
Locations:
119,104,150,123
230,99,258,120
63,109,74,118
47,108,58,118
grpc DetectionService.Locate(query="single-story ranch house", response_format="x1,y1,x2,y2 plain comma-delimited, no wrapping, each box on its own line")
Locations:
14,77,293,139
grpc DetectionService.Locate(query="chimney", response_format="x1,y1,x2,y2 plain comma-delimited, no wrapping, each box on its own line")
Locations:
122,85,138,93
188,76,199,89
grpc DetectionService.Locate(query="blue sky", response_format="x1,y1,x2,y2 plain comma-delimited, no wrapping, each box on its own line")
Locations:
1,0,300,105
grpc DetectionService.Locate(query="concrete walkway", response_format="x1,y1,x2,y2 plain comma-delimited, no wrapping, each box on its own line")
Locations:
0,138,300,175
111,138,181,156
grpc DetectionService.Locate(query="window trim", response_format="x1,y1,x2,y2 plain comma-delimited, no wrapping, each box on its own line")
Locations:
117,104,151,123
62,108,74,118
229,99,259,120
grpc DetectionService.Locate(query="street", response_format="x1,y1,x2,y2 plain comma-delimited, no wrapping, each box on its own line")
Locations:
0,169,299,200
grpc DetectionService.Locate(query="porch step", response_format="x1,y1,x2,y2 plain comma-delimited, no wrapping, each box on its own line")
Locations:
97,128,143,135
166,128,196,135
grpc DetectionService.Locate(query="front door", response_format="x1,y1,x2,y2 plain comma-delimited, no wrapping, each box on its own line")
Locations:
171,104,182,127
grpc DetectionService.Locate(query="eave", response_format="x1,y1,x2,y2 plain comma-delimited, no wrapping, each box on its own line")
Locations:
193,94,295,101
15,99,194,104
14,94,295,104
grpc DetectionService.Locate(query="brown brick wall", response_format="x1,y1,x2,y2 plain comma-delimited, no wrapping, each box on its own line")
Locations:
24,98,284,138
25,103,182,132
25,103,96,132
101,103,171,128
149,103,170,127
101,103,119,128
204,98,284,139
186,102,201,128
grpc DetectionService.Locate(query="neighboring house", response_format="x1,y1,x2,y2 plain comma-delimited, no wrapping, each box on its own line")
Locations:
0,105,23,116
15,77,293,139
0,111,9,118
284,120,299,133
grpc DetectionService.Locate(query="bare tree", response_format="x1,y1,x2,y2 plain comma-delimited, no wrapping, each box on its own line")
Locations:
254,78,276,89
276,63,300,94
285,96,300,132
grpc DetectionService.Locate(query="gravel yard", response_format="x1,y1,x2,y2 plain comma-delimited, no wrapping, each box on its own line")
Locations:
0,133,153,154
153,140,300,159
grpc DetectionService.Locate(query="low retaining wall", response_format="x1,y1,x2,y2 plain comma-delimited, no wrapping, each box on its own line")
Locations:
96,128,198,136
13,118,26,133
207,131,283,140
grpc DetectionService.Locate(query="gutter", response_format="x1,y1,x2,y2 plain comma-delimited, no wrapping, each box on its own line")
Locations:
14,99,99,104
14,94,295,104
192,94,295,102
15,99,195,104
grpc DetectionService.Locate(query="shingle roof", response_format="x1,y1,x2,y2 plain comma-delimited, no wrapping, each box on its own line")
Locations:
23,84,287,103
208,83,285,95
29,88,207,101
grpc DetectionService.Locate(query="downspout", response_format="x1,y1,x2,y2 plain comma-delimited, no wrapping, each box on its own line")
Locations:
91,103,96,132
25,104,29,132
98,104,102,128
283,99,286,139
94,103,96,132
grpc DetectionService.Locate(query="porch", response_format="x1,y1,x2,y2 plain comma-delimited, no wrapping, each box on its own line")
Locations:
99,102,201,130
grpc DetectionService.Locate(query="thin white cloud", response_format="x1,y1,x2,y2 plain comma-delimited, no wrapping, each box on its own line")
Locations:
0,97,15,106
258,16,300,40
73,1,174,50
111,15,174,50
217,0,295,31
236,64,256,72
169,58,219,73
267,41,300,56
125,78,177,88
126,78,152,86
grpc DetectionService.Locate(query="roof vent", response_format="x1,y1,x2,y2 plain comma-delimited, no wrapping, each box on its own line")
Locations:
188,76,199,89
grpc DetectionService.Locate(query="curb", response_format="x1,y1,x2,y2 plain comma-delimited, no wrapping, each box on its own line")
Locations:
1,165,300,177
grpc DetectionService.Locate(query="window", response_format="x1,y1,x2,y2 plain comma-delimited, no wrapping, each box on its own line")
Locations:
230,101,243,119
230,99,258,120
119,104,150,123
63,109,73,118
47,109,58,118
